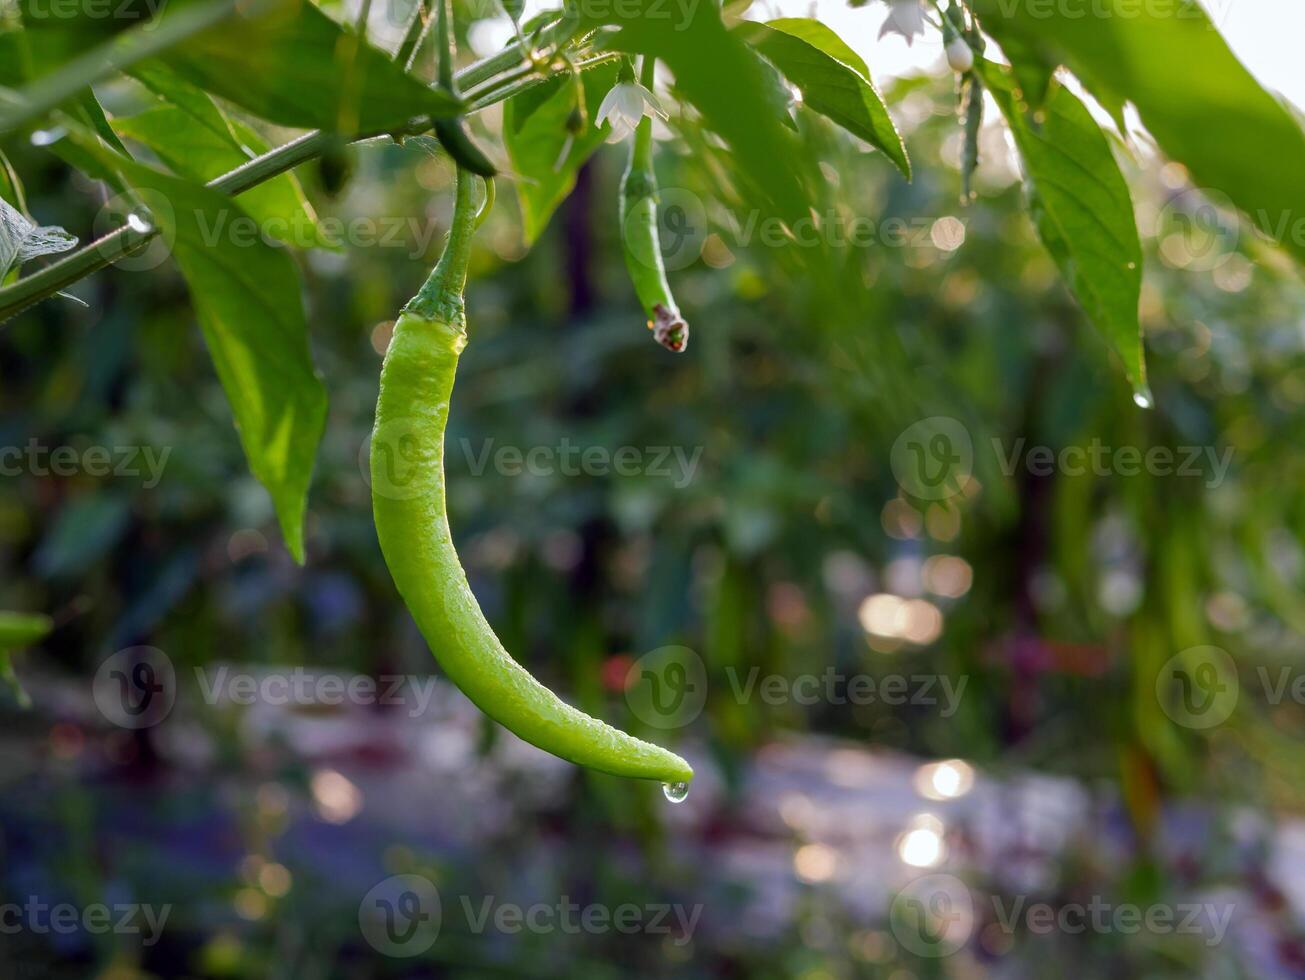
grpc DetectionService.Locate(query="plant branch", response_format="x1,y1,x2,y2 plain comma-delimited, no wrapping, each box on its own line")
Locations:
0,28,589,323
464,52,621,112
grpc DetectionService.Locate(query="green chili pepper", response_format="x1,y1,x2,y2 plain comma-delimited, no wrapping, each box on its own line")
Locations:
371,166,693,790
619,57,688,353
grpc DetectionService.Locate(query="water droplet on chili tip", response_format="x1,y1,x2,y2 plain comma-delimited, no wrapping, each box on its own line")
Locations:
662,781,689,803
1132,390,1153,410
127,213,153,234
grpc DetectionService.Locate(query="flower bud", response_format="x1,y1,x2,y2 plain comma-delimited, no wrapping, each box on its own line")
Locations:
946,37,974,74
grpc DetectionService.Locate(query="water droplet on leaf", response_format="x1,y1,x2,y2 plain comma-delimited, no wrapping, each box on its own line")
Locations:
662,781,689,803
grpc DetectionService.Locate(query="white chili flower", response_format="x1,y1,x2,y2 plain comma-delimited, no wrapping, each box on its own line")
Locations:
879,0,927,46
595,81,666,144
946,36,974,73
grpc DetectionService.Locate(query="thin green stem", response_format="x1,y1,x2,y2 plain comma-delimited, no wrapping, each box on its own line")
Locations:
404,167,484,319
460,62,538,105
464,52,621,112
398,0,434,70
435,0,457,94
455,15,579,90
632,55,656,171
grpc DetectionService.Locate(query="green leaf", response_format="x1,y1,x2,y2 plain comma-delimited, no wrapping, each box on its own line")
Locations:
0,196,77,280
74,90,132,156
0,150,24,213
981,61,1147,400
590,1,808,228
748,41,800,134
0,611,52,708
507,75,566,135
0,612,52,652
71,141,327,562
737,18,908,178
0,0,240,135
978,23,1056,112
159,0,462,133
969,0,1305,267
504,62,617,245
117,68,336,250
0,5,133,154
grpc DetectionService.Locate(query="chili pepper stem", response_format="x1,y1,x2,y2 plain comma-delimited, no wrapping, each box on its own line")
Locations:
404,166,489,323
